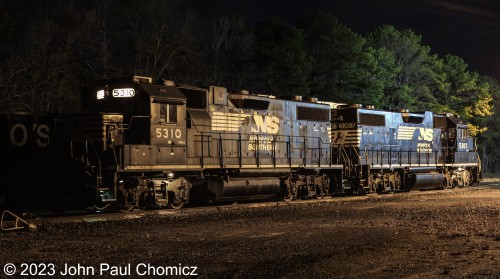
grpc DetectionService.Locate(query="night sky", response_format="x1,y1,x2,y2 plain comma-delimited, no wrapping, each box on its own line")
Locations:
191,0,500,80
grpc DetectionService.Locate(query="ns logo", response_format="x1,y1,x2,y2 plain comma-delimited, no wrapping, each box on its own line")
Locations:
418,128,433,141
250,114,280,134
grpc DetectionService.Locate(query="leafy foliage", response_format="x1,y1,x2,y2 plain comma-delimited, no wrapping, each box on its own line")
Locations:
296,11,374,102
203,12,252,88
0,5,497,170
253,16,311,96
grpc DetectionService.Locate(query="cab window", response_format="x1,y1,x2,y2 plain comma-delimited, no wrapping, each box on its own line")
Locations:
458,128,468,140
160,104,177,123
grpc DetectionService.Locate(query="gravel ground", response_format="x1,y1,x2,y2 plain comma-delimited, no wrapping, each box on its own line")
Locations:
1,182,500,279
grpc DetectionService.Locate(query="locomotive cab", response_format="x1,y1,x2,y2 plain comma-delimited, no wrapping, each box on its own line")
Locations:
445,115,475,162
77,76,188,206
81,76,187,165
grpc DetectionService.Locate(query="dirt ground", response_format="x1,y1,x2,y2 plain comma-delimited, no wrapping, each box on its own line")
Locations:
1,181,499,278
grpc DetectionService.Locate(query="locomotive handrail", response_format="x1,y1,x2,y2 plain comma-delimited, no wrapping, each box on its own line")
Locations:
187,116,205,134
86,135,103,187
360,146,478,167
256,134,260,167
189,132,332,168
238,133,243,168
474,138,482,175
115,115,150,131
337,145,352,176
273,135,277,167
364,144,373,167
218,133,224,168
333,145,358,176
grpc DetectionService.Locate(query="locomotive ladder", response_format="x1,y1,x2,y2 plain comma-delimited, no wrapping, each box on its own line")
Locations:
339,146,353,189
339,145,365,191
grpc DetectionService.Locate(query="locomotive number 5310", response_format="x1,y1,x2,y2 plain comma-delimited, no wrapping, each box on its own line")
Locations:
155,128,182,139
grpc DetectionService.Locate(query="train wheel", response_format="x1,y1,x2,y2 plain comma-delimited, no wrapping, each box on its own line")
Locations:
289,184,298,200
376,183,384,194
369,179,377,193
463,170,472,187
168,192,185,209
393,172,401,191
441,177,449,189
455,176,464,188
168,201,185,209
316,175,330,198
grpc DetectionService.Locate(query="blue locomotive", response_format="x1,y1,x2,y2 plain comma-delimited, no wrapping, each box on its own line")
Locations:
331,104,480,194
0,76,482,211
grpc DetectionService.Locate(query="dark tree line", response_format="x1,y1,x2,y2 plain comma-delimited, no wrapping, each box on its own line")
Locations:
1,1,499,172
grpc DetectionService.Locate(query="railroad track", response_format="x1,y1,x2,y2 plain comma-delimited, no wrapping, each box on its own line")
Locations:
1,183,492,230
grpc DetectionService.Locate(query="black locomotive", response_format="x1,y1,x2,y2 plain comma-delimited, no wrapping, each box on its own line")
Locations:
0,76,482,211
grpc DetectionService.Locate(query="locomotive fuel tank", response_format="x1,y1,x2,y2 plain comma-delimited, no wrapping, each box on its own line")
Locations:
207,177,281,201
408,173,445,189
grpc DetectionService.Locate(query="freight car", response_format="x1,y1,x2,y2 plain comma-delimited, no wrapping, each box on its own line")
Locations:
0,113,96,211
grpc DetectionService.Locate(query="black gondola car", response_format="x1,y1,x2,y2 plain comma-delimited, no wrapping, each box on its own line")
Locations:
0,113,96,211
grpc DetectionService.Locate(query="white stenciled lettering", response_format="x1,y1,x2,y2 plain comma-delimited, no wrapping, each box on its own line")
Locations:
155,127,182,139
248,135,275,151
418,128,433,141
36,124,50,147
10,123,28,147
417,142,432,153
251,115,280,134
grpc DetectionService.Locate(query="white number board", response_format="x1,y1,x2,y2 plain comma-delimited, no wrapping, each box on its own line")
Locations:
112,88,135,98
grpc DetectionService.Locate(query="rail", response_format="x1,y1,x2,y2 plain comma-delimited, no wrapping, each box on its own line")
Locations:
86,136,103,187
